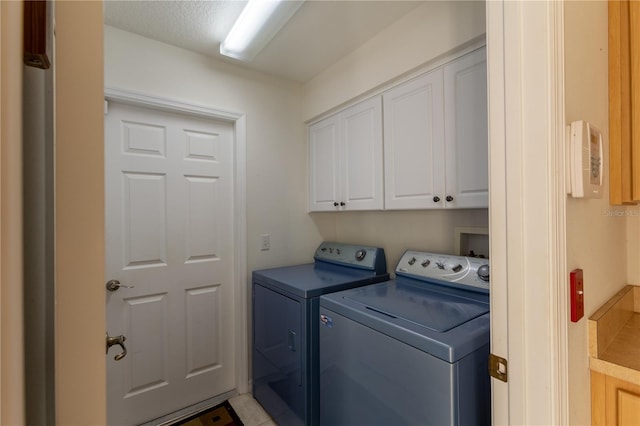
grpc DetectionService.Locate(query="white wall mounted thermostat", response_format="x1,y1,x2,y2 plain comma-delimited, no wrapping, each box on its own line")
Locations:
568,120,603,198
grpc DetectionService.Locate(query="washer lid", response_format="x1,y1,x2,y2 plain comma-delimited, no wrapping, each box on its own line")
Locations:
344,280,488,332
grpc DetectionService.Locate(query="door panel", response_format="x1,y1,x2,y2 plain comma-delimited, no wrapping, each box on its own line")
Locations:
124,293,169,396
122,172,168,268
105,101,235,425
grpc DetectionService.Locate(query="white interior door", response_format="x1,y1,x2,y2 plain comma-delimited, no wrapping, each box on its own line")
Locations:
105,101,236,426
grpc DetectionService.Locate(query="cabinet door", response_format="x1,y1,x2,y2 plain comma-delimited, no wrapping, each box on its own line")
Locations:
309,115,340,211
340,96,384,210
383,69,445,209
604,375,640,425
444,47,488,208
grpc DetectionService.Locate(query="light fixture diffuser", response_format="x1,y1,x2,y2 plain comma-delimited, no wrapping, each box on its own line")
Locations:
220,0,303,62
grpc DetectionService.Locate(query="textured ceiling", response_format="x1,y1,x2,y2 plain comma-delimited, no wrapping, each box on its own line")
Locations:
104,0,424,83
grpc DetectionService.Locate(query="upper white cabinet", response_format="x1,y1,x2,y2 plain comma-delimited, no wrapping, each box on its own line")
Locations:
308,46,487,212
383,68,445,209
308,96,383,211
383,46,488,210
309,114,340,211
443,47,488,208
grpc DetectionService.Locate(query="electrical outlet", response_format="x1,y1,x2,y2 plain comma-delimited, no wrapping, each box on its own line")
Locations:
260,234,270,251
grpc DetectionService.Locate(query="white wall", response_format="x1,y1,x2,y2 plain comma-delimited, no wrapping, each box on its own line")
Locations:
302,0,486,121
302,1,489,271
105,26,325,272
317,209,489,275
564,2,629,424
628,217,640,283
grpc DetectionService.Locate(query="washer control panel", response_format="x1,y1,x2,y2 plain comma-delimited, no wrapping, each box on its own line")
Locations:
314,242,386,273
396,250,490,292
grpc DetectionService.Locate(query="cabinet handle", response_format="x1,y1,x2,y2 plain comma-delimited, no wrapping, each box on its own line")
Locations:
446,196,454,202
433,196,441,203
333,202,339,207
340,202,346,206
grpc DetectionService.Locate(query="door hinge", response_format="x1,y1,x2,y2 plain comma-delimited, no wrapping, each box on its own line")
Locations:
489,353,508,382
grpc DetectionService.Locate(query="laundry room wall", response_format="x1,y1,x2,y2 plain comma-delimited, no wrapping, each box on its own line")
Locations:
563,2,628,425
104,26,328,272
301,1,489,270
302,0,486,121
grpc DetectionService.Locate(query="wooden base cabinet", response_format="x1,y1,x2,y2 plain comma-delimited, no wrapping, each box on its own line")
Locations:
591,371,640,426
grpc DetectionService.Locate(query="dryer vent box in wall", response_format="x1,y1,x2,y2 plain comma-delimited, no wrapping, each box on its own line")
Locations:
455,227,489,258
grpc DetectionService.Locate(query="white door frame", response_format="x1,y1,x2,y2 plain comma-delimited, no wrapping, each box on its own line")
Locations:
104,87,250,395
486,1,569,424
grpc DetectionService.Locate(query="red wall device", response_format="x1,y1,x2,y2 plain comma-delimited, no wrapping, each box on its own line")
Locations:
570,269,584,322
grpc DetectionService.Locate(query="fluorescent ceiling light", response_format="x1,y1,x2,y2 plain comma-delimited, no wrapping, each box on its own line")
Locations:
220,0,303,62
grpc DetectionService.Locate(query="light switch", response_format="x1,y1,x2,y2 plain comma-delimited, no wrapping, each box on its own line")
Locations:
260,234,270,251
570,269,584,322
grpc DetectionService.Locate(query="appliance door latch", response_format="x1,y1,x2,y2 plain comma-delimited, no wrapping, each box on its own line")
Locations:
489,353,508,382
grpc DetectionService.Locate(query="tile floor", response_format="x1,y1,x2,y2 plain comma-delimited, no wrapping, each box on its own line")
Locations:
228,394,276,426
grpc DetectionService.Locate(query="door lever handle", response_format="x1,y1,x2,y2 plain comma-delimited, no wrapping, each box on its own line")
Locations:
106,279,134,292
106,332,127,361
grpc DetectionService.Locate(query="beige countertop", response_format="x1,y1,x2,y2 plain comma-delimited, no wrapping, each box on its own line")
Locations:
589,285,640,386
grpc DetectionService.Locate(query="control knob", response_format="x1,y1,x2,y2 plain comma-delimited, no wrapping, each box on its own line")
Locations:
421,259,430,268
355,249,366,261
477,264,490,282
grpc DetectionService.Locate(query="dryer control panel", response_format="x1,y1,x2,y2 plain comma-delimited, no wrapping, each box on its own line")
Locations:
314,242,387,274
395,250,489,293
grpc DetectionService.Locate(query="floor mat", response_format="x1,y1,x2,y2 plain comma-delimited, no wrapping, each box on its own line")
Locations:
171,400,244,426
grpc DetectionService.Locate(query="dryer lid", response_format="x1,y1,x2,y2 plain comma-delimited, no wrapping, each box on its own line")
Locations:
344,280,489,332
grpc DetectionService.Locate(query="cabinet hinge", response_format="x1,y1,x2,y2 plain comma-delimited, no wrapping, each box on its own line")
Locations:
489,353,508,382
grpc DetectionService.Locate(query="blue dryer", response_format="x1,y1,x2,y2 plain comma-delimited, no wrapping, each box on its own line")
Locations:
319,250,491,426
252,242,388,426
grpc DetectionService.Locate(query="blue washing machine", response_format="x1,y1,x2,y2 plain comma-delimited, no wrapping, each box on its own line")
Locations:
252,242,388,426
319,250,491,426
